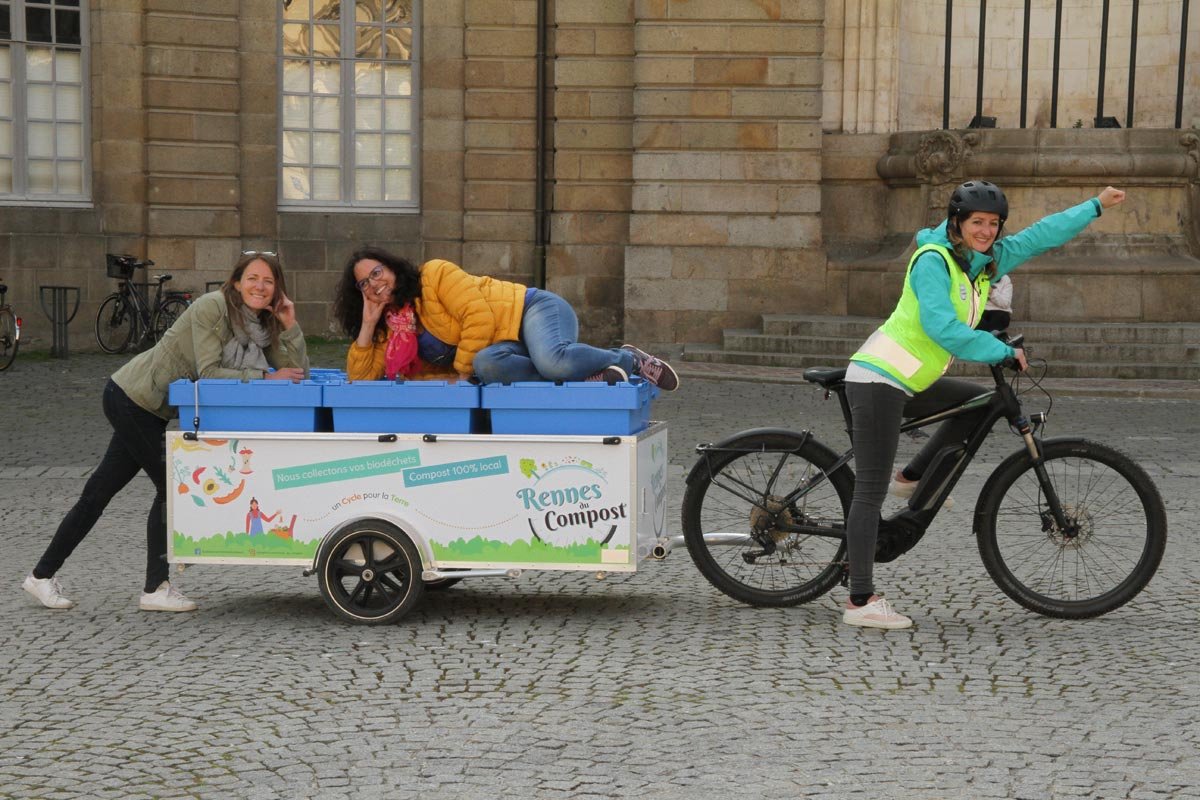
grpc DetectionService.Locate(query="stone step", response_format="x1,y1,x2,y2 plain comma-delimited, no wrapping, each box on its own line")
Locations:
682,345,1200,380
721,331,1200,365
760,314,1200,344
761,315,880,338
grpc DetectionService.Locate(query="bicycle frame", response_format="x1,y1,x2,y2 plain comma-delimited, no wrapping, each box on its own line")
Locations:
121,278,154,336
121,273,179,342
690,360,1061,554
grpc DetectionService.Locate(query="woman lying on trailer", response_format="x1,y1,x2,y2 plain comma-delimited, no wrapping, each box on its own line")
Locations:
331,246,679,389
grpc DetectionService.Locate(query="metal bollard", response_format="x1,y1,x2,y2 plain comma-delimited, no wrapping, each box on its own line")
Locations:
38,285,81,359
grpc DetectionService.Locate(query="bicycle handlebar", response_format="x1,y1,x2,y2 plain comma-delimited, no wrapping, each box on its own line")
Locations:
996,332,1025,371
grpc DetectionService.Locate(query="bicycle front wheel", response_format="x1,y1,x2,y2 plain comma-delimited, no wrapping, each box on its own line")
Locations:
151,297,189,343
975,439,1167,619
0,306,17,371
681,431,852,607
95,293,134,354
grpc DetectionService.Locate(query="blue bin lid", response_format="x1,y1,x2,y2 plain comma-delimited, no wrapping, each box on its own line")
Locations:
481,378,653,411
322,380,480,409
168,378,323,407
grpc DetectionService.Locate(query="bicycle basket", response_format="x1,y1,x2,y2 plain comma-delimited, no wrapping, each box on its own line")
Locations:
105,254,137,279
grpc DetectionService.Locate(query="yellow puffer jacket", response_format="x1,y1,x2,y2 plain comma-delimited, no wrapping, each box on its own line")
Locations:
415,259,526,376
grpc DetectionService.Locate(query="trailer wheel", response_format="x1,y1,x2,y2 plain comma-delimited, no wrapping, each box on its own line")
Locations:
317,520,424,624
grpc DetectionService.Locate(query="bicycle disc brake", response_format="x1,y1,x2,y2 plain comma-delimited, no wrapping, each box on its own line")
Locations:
1039,503,1092,548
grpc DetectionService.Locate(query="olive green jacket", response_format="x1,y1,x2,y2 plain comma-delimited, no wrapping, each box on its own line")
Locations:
111,292,309,419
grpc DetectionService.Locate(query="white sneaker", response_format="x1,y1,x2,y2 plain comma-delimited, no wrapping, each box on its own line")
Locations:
23,574,75,609
139,581,197,612
888,471,917,499
889,471,954,509
843,596,913,630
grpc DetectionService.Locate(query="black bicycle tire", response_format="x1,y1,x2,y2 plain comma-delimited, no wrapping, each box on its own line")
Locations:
151,297,189,343
975,439,1167,619
681,430,852,607
95,293,134,354
0,307,17,371
316,520,425,625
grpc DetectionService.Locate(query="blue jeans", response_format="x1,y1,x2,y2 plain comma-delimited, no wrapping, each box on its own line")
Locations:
472,289,636,383
34,380,170,593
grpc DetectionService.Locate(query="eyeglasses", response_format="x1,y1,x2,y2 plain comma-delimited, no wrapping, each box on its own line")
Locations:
242,250,277,257
356,264,386,292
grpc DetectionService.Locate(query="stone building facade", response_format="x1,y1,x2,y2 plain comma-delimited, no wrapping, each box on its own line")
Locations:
1,0,1197,352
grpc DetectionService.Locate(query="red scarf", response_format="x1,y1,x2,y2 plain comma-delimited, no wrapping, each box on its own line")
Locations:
383,304,419,380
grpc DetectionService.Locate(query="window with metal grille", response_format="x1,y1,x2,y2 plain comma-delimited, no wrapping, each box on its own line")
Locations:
279,0,419,210
0,0,88,202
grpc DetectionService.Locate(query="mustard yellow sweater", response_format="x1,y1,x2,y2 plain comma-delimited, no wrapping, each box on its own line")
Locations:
346,259,526,380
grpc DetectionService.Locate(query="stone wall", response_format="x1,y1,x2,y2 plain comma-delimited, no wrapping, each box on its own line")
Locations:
547,0,634,346
823,0,1200,134
3,1,1197,353
825,128,1200,323
622,0,826,349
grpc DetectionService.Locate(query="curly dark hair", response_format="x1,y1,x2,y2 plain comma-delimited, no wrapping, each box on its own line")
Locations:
332,247,423,338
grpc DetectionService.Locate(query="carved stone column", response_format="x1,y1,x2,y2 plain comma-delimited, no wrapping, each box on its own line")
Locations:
823,0,901,134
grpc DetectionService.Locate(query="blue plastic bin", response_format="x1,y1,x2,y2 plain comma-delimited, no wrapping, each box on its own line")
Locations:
482,379,657,435
168,379,326,432
323,380,481,433
307,368,347,384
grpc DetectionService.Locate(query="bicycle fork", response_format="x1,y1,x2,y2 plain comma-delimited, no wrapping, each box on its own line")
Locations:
1015,411,1078,539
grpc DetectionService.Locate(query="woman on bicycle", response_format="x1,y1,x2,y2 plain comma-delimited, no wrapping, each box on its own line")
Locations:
23,252,309,613
332,246,679,389
842,181,1126,630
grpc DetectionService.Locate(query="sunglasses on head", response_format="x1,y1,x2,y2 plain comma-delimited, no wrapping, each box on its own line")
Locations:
242,249,278,257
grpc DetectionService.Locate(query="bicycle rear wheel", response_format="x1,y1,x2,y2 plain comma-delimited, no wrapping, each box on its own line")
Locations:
95,293,134,354
0,306,17,371
151,297,189,343
975,439,1167,619
681,430,852,607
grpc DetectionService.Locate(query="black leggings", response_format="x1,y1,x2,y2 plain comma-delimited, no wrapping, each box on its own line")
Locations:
34,380,169,593
844,377,989,597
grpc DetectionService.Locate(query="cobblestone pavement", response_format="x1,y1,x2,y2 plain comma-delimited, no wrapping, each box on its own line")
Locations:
1,354,1197,799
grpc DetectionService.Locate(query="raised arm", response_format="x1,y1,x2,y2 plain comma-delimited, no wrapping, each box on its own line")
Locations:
993,186,1126,277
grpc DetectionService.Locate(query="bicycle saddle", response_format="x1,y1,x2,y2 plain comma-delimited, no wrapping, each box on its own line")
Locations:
802,367,846,388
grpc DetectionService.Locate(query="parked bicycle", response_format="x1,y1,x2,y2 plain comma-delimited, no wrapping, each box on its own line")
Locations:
95,254,193,354
679,334,1167,620
0,278,20,371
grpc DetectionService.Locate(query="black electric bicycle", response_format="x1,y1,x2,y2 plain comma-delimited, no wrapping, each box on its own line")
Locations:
0,278,20,371
681,335,1167,619
95,254,193,354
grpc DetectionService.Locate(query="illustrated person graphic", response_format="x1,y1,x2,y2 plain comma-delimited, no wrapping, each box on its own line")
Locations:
246,498,281,537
